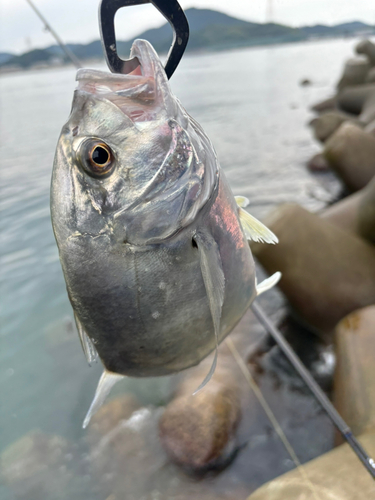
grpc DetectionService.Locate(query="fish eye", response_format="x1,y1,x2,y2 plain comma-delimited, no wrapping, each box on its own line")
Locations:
79,139,115,178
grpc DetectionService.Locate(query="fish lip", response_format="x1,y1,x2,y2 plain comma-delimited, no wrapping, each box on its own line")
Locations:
75,39,162,89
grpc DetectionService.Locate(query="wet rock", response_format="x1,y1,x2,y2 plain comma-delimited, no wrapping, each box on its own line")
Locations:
364,118,375,134
158,310,265,473
323,122,375,191
321,189,362,235
311,95,337,113
322,176,375,244
359,90,375,125
159,375,241,471
0,431,75,500
309,110,358,142
337,83,375,114
334,306,375,438
356,39,375,67
88,406,168,499
306,153,330,172
365,67,375,83
251,203,375,335
86,394,141,444
247,431,375,500
358,176,375,244
336,56,370,90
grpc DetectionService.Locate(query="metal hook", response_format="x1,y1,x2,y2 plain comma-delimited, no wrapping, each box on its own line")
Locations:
99,0,189,79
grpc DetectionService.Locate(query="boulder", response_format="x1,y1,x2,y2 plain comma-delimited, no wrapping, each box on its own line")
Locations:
0,431,75,500
86,394,141,445
247,431,375,500
365,67,375,83
336,56,370,90
306,153,330,172
337,83,375,114
359,90,375,124
251,204,375,335
321,190,363,235
311,96,337,113
322,176,375,244
323,122,375,191
309,110,358,142
358,176,375,243
356,39,375,67
364,118,375,135
334,306,375,438
158,338,244,472
159,377,241,470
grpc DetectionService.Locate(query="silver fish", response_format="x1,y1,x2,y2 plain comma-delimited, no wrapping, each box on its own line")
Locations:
51,40,280,427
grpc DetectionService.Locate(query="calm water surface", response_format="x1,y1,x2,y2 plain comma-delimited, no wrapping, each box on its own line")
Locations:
0,37,358,498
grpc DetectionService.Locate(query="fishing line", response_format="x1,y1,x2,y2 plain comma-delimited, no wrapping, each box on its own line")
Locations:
226,336,322,500
250,301,375,481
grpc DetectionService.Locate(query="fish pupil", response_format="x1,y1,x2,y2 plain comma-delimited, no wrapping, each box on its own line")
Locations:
92,146,109,166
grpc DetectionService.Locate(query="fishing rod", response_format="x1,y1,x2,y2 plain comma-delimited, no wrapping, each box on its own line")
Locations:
251,301,375,480
25,0,82,69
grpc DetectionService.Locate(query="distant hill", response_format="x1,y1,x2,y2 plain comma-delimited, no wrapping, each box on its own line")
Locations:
300,20,373,37
1,8,374,70
0,52,12,65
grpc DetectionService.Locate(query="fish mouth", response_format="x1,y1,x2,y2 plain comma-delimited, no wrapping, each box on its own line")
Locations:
76,39,170,123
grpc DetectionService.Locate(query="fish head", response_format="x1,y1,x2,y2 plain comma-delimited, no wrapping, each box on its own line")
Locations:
51,39,218,247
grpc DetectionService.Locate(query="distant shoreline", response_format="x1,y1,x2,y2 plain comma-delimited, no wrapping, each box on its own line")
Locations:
0,32,371,77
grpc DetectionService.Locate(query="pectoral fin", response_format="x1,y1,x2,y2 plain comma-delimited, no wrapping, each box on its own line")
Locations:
256,272,282,296
74,314,98,366
236,202,278,245
234,195,250,208
193,230,225,394
83,370,124,428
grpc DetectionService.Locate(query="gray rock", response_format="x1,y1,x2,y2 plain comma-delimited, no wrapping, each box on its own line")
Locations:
0,431,75,500
309,110,359,142
337,83,375,114
321,190,362,235
247,431,375,500
336,56,370,90
356,39,375,67
334,306,375,438
364,118,375,134
251,204,375,335
324,122,375,191
307,153,330,172
358,176,375,244
322,176,375,245
365,67,375,83
159,378,241,470
359,90,375,124
311,96,337,113
86,394,142,445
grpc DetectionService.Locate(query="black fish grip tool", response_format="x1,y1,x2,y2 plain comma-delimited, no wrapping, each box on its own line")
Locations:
99,0,189,78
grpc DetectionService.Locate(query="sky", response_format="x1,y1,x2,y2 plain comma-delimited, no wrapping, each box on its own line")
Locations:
1,0,375,54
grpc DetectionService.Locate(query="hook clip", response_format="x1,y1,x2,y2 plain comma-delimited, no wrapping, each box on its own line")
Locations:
99,0,189,79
